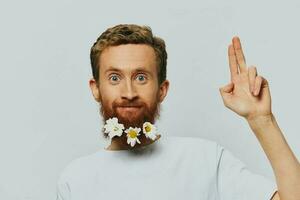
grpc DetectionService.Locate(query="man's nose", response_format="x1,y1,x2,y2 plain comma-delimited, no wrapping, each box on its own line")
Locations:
121,80,138,100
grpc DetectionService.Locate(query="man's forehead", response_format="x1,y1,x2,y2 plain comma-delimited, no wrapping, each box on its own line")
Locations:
99,44,157,74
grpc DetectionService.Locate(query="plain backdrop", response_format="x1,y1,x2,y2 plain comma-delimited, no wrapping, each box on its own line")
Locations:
0,0,299,199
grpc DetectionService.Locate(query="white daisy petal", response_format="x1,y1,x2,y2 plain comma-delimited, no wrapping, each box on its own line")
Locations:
130,140,136,147
142,122,158,140
149,133,157,140
127,137,130,145
125,127,141,147
103,117,125,139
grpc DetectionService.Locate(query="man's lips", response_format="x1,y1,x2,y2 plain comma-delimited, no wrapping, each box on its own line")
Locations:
117,106,142,112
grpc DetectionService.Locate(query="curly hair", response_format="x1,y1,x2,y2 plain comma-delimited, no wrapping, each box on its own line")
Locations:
90,24,167,84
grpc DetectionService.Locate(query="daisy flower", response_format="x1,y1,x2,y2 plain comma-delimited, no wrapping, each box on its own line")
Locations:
142,122,157,140
103,117,125,139
125,127,141,147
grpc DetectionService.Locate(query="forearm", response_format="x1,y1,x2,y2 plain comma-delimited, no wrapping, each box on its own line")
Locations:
247,114,300,200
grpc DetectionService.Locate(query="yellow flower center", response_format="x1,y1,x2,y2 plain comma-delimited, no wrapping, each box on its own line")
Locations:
113,127,119,131
145,125,151,133
128,130,137,138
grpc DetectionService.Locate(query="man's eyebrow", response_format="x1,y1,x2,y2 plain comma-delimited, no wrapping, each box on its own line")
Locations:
104,66,152,74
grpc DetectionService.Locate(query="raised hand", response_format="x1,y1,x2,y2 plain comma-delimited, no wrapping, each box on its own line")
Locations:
219,36,272,121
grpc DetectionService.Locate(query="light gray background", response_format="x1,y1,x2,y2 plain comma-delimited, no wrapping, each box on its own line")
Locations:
0,0,299,199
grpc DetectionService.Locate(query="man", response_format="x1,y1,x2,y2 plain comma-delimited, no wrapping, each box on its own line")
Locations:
56,24,300,200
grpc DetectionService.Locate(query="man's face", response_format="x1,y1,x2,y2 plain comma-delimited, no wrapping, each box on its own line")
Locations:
89,44,169,133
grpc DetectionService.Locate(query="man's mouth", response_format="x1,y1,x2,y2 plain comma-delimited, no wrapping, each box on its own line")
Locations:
117,106,142,112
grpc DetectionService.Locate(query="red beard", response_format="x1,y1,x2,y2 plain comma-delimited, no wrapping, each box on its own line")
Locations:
99,97,160,138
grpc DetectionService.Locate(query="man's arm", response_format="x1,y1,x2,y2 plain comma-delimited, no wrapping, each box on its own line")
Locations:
219,36,300,200
247,114,300,200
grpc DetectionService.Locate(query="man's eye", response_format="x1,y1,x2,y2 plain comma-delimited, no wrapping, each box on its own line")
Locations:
109,75,120,82
136,74,147,82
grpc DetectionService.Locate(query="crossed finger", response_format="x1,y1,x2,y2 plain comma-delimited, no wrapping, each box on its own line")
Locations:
232,36,247,73
228,44,238,82
227,37,264,96
228,36,248,82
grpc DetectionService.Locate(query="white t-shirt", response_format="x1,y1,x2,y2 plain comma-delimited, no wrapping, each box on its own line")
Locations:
56,136,277,200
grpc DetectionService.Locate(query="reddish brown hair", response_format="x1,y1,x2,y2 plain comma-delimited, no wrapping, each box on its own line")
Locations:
90,24,167,84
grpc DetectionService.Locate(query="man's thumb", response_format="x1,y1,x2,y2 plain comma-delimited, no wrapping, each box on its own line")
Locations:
219,82,234,95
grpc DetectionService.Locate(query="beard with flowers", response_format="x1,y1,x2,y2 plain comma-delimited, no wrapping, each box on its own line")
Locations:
98,95,161,143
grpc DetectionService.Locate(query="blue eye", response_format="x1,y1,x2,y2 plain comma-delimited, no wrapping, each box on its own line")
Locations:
109,74,120,83
136,74,147,82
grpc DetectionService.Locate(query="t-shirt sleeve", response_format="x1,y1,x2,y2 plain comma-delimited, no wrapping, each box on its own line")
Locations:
56,174,71,200
216,144,277,200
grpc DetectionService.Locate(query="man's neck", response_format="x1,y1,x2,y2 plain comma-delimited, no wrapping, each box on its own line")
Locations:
105,134,161,151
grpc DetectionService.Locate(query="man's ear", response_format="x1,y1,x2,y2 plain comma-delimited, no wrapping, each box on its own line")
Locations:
158,80,170,103
89,78,101,102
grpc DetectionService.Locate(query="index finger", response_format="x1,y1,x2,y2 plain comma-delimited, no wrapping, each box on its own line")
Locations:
232,36,247,73
228,44,239,81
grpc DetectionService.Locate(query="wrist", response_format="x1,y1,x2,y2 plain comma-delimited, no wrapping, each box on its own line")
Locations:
246,113,276,131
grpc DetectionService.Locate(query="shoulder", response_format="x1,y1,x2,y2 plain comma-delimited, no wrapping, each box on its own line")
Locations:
164,135,219,149
162,135,221,158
